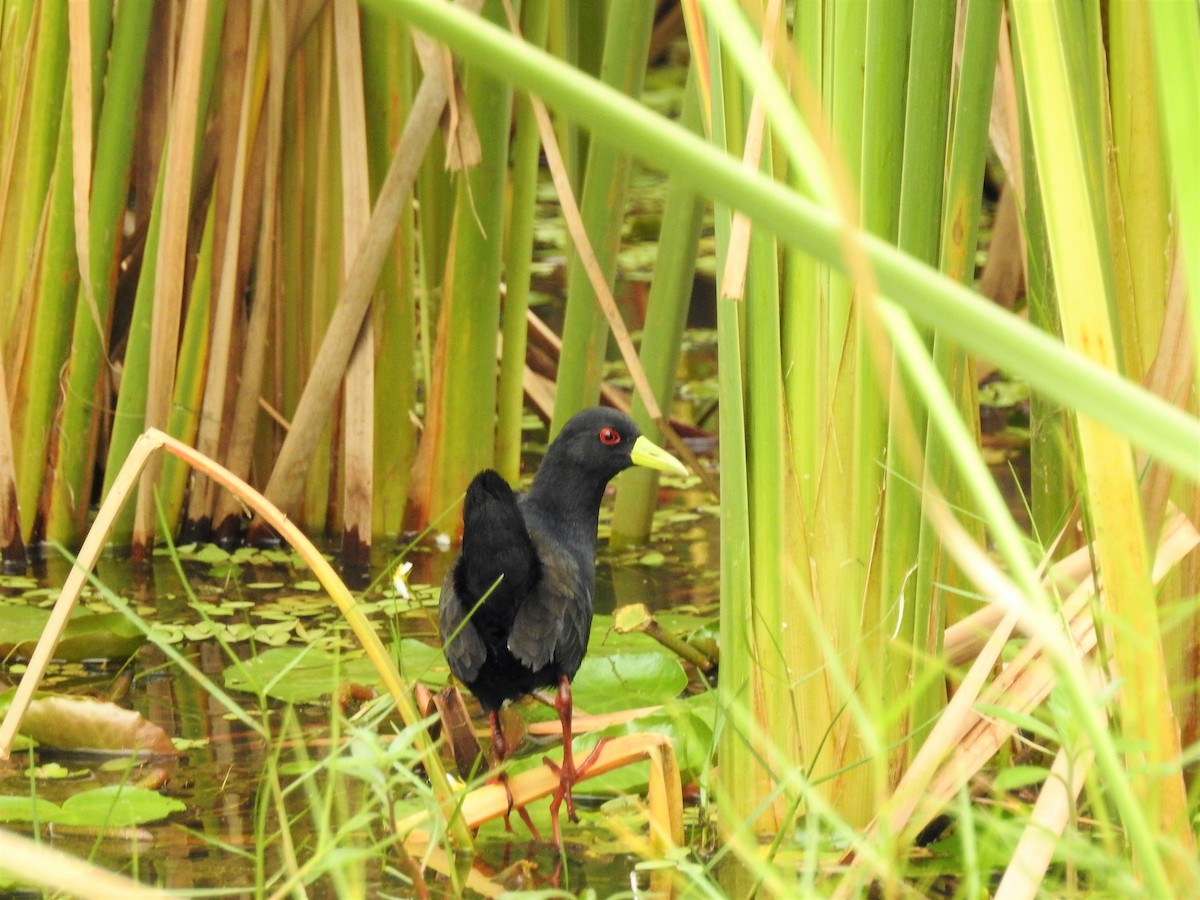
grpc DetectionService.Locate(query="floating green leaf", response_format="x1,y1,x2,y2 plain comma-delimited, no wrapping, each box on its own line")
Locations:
394,638,451,687
0,795,62,823
570,652,688,716
221,639,449,704
0,607,143,662
185,543,231,564
56,784,186,827
25,762,87,780
0,787,183,830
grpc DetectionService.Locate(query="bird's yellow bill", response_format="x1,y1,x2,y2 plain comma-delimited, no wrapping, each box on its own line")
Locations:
630,435,689,477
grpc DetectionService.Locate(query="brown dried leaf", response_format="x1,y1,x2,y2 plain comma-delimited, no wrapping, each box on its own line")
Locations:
20,696,179,757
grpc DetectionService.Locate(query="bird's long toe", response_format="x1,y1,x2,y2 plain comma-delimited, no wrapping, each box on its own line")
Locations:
489,768,542,839
545,736,609,845
487,710,541,839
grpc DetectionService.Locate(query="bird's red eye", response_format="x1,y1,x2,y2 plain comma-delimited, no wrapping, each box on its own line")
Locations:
598,427,621,446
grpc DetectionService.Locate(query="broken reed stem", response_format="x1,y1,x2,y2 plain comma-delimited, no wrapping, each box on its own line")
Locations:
397,732,684,852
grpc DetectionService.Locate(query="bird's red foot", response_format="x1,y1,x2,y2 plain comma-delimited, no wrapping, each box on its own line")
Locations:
489,768,541,840
488,709,541,840
541,674,607,848
543,736,608,846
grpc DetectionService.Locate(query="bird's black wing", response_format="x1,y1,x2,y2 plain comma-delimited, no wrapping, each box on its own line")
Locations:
439,471,540,684
506,522,592,679
438,566,486,683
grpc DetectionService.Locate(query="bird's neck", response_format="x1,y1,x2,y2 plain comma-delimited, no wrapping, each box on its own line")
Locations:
525,469,608,536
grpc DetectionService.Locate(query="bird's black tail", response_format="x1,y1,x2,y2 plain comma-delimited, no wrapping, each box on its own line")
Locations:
458,470,540,606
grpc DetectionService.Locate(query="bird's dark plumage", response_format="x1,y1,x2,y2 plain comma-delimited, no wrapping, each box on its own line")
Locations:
438,407,687,843
439,468,591,711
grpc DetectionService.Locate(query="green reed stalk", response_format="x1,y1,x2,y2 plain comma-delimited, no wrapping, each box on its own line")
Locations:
1009,31,1074,556
744,211,795,834
157,199,216,530
377,0,1200,479
0,0,66,355
12,98,77,542
412,0,514,525
1108,6,1167,376
0,362,21,563
362,8,417,536
1143,0,1200,797
783,0,822,520
550,0,656,434
906,0,999,763
45,0,154,546
0,2,37,221
610,67,704,544
496,0,550,483
552,0,604,192
1149,1,1200,398
100,0,225,547
852,0,915,821
708,54,759,838
878,0,955,784
1013,0,1193,881
4,0,68,541
99,162,166,547
415,97,451,334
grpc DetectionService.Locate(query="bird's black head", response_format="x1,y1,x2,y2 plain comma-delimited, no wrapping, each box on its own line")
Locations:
527,407,688,507
543,407,645,481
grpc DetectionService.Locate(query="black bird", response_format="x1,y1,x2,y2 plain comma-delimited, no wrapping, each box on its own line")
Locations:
439,407,687,845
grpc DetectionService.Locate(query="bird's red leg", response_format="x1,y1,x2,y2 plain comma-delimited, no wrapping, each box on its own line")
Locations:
544,675,608,847
488,710,541,840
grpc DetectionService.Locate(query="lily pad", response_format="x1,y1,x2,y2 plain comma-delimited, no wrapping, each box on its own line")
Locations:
25,762,88,780
222,640,450,704
395,638,452,686
0,574,39,590
56,784,186,827
570,652,688,715
0,607,143,662
185,543,232,564
223,646,377,703
0,795,63,824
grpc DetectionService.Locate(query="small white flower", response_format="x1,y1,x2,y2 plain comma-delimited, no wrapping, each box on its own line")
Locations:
392,561,415,600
